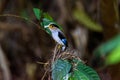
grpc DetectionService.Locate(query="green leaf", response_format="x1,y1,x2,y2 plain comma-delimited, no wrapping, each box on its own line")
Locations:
33,8,42,20
75,60,100,80
43,13,53,21
70,70,89,80
69,59,100,80
73,8,103,32
106,44,120,65
52,59,71,80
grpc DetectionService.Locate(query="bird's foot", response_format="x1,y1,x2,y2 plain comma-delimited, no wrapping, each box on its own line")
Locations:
57,44,66,51
57,44,62,50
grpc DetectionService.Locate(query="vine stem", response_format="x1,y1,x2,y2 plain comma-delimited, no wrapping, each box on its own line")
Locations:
0,14,42,29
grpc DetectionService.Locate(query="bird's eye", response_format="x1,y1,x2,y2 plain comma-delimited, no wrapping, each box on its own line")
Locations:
51,25,54,27
50,25,54,28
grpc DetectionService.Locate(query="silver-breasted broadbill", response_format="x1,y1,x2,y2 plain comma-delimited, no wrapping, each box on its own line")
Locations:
45,23,68,51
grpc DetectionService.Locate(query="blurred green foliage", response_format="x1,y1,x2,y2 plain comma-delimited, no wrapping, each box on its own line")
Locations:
106,43,120,65
73,8,103,32
93,34,120,65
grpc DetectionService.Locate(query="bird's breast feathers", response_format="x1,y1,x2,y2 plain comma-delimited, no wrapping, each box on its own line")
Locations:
52,31,64,45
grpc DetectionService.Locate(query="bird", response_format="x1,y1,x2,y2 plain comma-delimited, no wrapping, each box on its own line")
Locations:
45,23,68,51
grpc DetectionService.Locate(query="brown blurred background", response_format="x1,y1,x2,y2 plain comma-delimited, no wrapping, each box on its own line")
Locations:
0,0,120,80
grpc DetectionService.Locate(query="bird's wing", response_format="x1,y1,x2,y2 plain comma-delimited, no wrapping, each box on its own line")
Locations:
58,32,68,47
58,31,65,39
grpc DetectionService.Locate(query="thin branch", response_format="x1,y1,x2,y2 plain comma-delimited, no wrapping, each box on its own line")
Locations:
0,14,41,30
41,69,48,80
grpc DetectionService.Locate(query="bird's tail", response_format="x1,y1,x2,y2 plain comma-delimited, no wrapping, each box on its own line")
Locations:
62,45,67,51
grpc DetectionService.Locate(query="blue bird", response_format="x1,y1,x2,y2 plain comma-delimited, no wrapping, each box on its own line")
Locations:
45,23,68,51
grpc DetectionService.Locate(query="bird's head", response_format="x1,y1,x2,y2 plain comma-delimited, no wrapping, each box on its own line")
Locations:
48,24,57,30
45,23,59,31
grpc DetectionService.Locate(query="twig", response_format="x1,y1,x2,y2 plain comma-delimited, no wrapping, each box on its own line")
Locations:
36,61,49,65
0,45,11,80
52,44,58,64
41,69,48,80
0,14,41,30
